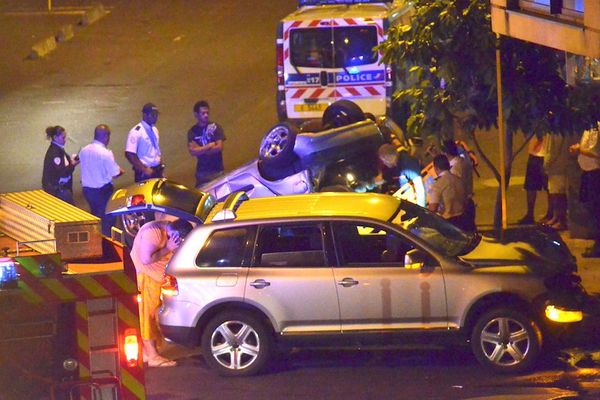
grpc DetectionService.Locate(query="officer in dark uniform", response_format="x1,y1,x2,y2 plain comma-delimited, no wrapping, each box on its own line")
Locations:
42,125,79,204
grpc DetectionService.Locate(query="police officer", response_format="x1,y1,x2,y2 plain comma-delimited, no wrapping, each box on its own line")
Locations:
42,125,79,204
125,103,164,182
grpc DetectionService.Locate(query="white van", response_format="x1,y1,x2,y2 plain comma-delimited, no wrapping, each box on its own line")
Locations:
276,0,411,123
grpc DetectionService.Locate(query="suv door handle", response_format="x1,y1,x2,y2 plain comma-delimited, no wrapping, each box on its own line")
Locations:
249,279,271,289
337,277,359,287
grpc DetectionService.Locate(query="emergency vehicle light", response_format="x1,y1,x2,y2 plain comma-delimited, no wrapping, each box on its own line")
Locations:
124,328,140,367
299,0,392,6
127,194,146,207
0,258,18,289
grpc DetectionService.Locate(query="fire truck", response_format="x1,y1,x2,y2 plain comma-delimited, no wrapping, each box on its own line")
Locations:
0,190,146,400
276,0,413,122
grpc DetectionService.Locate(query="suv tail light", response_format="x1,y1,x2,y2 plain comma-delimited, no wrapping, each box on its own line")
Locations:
162,274,179,297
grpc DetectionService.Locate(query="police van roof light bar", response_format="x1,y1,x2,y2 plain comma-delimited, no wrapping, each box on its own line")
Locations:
299,0,392,6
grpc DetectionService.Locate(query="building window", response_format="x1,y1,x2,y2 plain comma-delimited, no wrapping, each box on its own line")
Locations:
67,231,89,243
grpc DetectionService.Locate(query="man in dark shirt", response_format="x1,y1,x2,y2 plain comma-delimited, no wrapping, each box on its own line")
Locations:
187,100,226,188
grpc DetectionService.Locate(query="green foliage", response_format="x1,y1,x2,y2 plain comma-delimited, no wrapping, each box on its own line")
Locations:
380,0,600,139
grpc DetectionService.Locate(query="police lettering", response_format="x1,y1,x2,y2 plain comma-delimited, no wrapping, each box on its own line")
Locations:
336,73,373,83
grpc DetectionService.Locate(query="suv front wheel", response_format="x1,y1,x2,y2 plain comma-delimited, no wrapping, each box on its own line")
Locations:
201,311,272,377
471,307,542,374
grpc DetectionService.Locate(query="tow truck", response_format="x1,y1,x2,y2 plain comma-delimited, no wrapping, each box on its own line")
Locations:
0,190,146,400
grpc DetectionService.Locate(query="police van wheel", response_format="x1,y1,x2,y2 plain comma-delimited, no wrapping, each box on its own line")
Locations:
259,122,298,171
321,100,365,129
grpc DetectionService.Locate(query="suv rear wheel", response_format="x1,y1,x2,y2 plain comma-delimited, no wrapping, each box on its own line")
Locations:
201,311,272,377
470,307,542,374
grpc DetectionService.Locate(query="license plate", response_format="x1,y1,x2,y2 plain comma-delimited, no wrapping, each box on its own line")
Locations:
294,103,329,112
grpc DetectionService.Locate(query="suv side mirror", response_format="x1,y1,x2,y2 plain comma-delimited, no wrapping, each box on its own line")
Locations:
404,249,427,270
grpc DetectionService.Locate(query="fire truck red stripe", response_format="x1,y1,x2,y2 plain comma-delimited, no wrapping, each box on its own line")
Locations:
344,18,356,25
308,19,321,27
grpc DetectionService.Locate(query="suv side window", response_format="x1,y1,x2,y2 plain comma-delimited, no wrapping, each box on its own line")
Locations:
196,227,254,268
332,221,416,266
254,223,326,267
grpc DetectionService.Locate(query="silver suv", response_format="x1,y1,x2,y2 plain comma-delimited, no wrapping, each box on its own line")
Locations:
158,191,590,376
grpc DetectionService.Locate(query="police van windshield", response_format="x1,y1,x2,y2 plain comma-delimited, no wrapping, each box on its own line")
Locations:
290,26,378,69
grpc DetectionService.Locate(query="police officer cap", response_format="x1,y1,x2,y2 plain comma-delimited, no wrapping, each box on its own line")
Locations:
142,103,159,114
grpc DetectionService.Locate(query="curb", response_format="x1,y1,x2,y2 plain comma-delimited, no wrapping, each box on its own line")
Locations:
27,3,107,59
79,3,107,27
29,36,57,59
56,24,75,43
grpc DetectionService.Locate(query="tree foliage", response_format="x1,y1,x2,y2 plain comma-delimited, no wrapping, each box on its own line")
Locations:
379,0,600,139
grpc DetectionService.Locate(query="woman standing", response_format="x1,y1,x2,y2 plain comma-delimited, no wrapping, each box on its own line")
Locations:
42,125,79,204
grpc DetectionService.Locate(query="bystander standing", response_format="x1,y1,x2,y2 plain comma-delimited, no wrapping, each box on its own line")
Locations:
427,154,469,231
570,123,600,257
187,100,226,188
518,135,549,224
131,218,193,367
79,124,124,236
442,140,476,232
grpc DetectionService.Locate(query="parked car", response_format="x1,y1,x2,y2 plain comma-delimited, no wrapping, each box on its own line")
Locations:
115,189,592,376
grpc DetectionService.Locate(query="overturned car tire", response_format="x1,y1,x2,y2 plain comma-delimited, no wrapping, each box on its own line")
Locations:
321,100,366,129
258,122,300,180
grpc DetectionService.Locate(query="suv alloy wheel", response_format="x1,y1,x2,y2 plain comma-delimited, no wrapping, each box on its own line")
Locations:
201,311,273,377
470,307,542,374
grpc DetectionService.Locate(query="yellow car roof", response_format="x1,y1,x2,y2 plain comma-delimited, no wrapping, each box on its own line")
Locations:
207,192,401,223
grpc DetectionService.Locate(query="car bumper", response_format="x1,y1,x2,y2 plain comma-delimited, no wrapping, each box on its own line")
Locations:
160,324,197,347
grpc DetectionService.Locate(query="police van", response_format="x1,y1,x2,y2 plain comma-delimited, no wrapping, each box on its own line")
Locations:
276,0,412,122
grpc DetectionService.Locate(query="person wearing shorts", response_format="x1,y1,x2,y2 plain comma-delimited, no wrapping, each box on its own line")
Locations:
518,135,548,224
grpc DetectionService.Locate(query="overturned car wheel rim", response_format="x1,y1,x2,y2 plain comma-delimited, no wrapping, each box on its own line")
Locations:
479,316,531,367
210,320,260,371
260,126,289,159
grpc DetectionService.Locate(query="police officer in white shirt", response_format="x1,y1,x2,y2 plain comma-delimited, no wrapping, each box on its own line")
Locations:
79,124,124,235
125,103,164,182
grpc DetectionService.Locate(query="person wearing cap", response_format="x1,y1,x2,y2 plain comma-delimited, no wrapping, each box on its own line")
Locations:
187,100,226,188
125,103,164,182
79,124,124,236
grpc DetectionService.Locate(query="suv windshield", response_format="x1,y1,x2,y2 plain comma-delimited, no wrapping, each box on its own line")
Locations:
290,26,378,68
392,201,475,257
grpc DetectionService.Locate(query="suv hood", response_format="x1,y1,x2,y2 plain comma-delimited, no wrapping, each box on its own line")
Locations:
461,226,577,276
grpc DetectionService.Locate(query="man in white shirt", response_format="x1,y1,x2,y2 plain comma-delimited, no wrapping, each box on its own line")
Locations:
125,103,164,182
428,154,468,231
570,124,600,257
79,124,124,235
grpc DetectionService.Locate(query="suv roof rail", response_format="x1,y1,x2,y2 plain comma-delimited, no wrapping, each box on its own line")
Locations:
211,191,249,222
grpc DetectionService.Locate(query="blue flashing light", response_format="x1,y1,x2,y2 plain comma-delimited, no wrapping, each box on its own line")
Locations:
0,258,18,289
348,66,360,74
